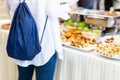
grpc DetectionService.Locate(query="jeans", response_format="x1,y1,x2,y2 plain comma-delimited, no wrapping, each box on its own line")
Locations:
17,52,57,80
96,0,100,10
77,0,94,9
77,0,94,21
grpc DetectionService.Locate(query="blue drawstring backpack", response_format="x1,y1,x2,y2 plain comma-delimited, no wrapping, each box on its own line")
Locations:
6,0,48,60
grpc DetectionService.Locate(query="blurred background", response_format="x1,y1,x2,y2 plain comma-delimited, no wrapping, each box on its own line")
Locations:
0,0,9,19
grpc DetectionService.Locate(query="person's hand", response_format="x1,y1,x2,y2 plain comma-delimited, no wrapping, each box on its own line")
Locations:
60,0,78,12
66,0,78,4
60,0,78,5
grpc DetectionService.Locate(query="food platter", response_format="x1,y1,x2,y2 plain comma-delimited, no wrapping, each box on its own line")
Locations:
60,20,100,52
95,35,120,60
63,42,96,51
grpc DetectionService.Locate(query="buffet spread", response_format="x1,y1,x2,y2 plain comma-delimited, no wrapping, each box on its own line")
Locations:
1,9,120,60
60,9,120,60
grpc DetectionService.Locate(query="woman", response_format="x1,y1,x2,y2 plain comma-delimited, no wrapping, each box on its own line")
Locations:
4,0,77,80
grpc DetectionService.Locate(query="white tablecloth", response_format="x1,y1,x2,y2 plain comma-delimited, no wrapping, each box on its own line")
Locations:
0,29,18,80
1,26,120,80
61,46,120,80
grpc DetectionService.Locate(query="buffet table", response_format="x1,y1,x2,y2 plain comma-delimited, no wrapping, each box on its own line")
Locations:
0,29,18,80
61,46,120,80
1,21,120,80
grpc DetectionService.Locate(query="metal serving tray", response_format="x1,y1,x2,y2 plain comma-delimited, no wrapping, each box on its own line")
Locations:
69,9,120,27
84,15,114,27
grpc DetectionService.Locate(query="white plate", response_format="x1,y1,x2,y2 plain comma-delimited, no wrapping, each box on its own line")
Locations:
0,19,11,29
62,42,96,51
95,35,120,60
94,51,120,60
100,35,120,44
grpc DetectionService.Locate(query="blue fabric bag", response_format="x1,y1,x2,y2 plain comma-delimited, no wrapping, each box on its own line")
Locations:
6,0,47,60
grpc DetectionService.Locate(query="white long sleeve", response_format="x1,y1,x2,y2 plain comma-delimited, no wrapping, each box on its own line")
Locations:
4,0,71,67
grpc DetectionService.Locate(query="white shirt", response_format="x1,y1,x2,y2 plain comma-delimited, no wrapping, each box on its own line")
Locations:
4,0,71,67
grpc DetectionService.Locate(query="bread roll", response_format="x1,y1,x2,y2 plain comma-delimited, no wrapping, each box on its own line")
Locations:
1,23,11,29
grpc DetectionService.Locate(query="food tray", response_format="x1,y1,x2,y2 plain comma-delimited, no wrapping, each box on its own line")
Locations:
62,42,96,52
94,35,120,60
81,9,115,27
84,15,114,27
69,9,120,27
70,9,120,18
69,9,104,16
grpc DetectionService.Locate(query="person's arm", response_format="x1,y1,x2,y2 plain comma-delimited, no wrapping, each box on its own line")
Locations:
46,0,78,20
